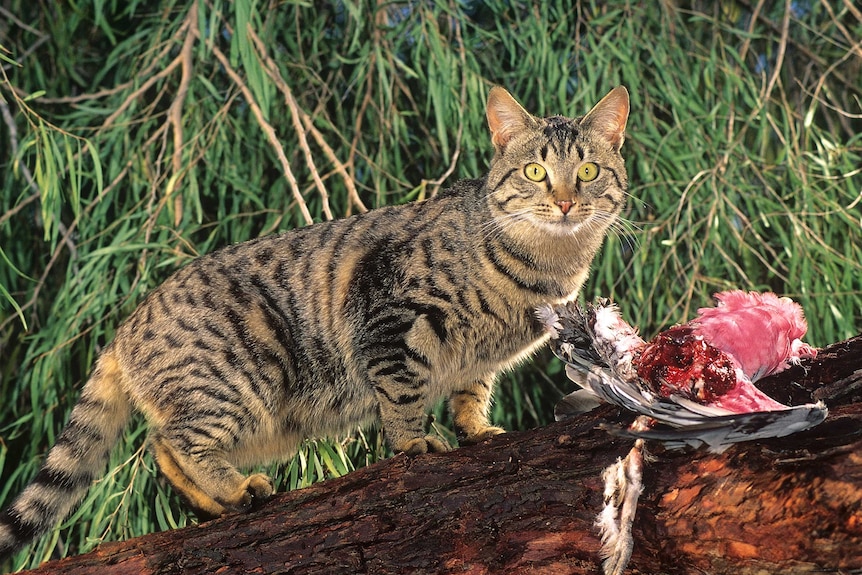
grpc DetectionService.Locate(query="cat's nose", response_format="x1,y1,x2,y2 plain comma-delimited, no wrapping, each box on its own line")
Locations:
555,200,573,215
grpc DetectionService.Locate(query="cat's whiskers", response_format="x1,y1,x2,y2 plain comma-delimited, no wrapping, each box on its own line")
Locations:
611,216,641,241
589,211,642,253
481,208,535,241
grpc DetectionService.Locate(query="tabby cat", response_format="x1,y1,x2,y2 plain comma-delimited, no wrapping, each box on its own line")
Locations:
0,85,629,559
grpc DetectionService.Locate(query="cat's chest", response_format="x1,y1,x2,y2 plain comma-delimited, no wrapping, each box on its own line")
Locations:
463,315,547,377
406,298,546,383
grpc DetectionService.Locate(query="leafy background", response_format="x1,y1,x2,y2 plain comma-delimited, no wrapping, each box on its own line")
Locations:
1,0,860,568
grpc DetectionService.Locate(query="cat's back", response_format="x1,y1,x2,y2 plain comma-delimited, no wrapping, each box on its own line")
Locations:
111,188,475,384
128,189,465,304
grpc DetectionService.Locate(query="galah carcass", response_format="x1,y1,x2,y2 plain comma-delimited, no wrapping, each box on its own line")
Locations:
540,291,827,451
538,291,827,575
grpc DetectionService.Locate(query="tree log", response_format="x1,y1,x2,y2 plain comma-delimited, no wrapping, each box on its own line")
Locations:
20,336,862,575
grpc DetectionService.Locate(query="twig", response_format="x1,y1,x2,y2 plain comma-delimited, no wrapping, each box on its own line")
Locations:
298,114,368,214
100,55,182,130
25,38,180,104
0,7,50,72
204,35,313,226
135,125,170,280
0,191,38,228
97,13,196,131
0,217,79,334
166,2,199,226
802,35,862,122
737,0,766,63
0,79,78,263
0,41,185,333
0,6,43,37
348,58,377,212
734,0,857,93
0,99,40,227
717,0,790,174
131,122,172,295
820,0,862,61
761,0,790,105
425,5,467,198
246,25,333,221
845,0,862,22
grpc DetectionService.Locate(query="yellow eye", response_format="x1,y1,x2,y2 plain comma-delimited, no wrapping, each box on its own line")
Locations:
524,163,547,182
578,162,599,182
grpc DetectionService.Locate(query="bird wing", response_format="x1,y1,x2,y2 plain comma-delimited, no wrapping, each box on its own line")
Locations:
607,402,828,453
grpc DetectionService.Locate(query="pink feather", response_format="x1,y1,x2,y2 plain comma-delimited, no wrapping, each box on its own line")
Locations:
691,291,817,381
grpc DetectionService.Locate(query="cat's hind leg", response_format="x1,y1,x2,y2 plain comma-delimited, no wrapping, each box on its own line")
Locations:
149,431,273,519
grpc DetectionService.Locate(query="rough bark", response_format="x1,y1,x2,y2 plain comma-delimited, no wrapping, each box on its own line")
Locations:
20,336,862,575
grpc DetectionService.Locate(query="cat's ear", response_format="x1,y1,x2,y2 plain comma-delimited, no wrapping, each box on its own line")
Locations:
486,87,536,149
581,86,630,151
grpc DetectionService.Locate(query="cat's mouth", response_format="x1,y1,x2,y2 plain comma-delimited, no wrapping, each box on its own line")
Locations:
554,204,596,225
536,214,590,235
496,207,596,237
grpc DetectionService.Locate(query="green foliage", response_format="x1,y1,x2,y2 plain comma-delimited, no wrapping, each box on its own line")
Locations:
0,0,859,568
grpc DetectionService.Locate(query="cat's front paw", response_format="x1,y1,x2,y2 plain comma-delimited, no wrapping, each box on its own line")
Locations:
460,426,506,445
398,435,450,455
227,473,275,512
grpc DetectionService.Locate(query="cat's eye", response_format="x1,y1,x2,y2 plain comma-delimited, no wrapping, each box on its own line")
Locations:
577,162,599,182
524,163,547,182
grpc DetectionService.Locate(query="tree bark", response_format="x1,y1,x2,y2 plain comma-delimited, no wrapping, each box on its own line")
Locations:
21,336,862,575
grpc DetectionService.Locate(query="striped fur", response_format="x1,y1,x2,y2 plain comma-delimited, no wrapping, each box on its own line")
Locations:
0,86,629,559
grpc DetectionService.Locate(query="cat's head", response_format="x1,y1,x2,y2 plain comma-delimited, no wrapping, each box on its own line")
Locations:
484,86,630,237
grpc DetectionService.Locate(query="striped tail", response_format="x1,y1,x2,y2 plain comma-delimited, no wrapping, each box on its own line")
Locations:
0,350,131,561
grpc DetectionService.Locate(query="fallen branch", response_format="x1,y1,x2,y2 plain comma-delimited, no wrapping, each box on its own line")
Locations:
19,335,862,575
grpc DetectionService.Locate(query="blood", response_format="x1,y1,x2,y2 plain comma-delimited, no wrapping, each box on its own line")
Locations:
635,326,737,404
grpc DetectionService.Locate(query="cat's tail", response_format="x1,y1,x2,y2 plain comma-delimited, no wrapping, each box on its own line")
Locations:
0,349,132,562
